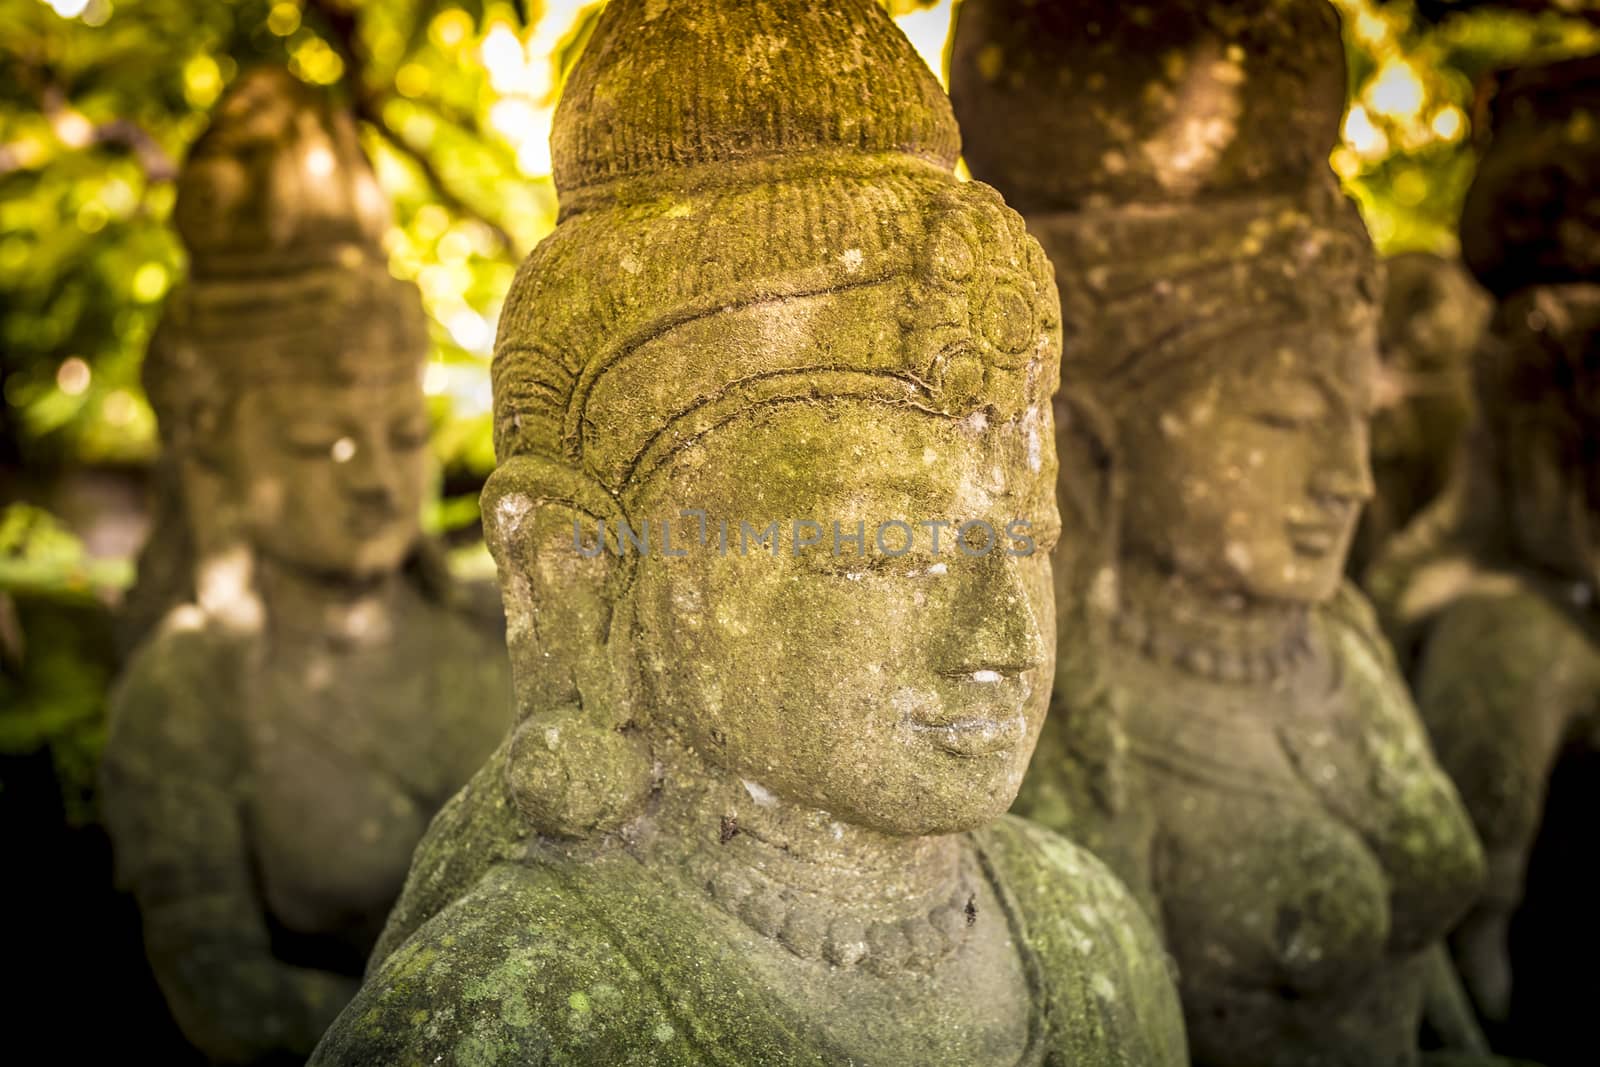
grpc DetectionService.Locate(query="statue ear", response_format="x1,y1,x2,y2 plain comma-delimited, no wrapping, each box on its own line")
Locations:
480,455,653,838
149,328,258,628
1046,388,1128,819
1053,386,1120,607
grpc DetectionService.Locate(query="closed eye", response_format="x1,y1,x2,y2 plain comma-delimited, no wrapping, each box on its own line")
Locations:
1252,412,1307,431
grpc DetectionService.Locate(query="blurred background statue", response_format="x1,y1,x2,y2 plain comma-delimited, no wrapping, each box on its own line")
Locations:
952,2,1514,1065
1370,54,1600,1066
310,1,1188,1062
1349,251,1491,580
97,66,510,1065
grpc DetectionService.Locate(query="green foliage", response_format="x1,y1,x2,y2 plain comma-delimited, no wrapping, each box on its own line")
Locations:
0,504,122,823
0,500,131,592
1335,0,1600,254
0,0,565,487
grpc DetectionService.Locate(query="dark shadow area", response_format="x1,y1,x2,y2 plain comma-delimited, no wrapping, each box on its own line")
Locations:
2,748,202,1065
1503,742,1600,1067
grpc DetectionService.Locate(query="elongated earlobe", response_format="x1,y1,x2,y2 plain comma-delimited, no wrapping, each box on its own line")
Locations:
482,456,654,837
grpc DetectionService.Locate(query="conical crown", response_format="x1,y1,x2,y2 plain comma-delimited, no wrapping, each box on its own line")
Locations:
173,65,392,277
950,0,1347,212
550,0,961,213
155,66,426,396
1461,55,1600,297
491,0,1059,491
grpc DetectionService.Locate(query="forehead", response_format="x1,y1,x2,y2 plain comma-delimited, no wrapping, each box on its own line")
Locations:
1180,319,1378,399
245,376,426,416
630,399,1057,519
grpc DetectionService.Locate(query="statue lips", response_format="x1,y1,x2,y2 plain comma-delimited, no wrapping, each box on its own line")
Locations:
911,714,1029,758
912,670,1035,757
346,501,407,540
1286,519,1347,558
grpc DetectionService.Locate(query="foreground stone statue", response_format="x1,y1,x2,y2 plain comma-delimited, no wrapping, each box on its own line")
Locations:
309,1,1187,1063
99,67,510,1064
1350,253,1490,580
953,3,1506,1065
1370,56,1600,1064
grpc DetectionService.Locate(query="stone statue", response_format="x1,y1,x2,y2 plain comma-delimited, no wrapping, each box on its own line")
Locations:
99,67,511,1065
953,3,1510,1065
1370,56,1600,1063
308,2,1188,1063
1350,252,1490,580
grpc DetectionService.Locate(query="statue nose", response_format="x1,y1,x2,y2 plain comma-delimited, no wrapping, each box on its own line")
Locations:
946,552,1049,678
1310,423,1375,510
1311,464,1374,510
340,439,404,508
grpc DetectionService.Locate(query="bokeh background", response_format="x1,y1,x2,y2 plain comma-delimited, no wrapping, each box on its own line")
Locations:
0,0,1597,917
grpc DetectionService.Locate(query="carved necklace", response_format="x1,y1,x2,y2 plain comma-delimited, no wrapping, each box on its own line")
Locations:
686,846,981,977
1111,566,1314,686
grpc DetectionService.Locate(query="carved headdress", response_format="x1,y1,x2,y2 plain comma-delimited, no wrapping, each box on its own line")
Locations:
949,0,1379,411
148,65,426,426
489,0,1060,502
1461,54,1600,299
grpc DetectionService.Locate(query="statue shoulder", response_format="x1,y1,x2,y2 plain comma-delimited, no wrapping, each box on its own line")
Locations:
975,816,1188,1067
1423,575,1598,678
1322,580,1405,672
1411,574,1600,844
1411,573,1600,744
310,861,693,1067
102,616,250,779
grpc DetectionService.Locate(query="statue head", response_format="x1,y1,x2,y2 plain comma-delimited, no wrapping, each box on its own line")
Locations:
480,0,1062,840
1473,285,1600,587
143,66,431,620
1043,184,1379,607
949,0,1347,214
950,0,1378,608
1379,253,1491,387
1452,56,1600,587
1370,252,1488,481
1462,55,1600,301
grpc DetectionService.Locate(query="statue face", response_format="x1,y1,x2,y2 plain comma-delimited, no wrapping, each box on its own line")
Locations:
628,400,1060,836
1489,289,1600,587
229,376,429,579
1117,327,1376,604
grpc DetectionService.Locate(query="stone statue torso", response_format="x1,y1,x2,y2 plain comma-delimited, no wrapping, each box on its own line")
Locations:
105,583,508,969
1105,584,1484,1066
240,588,504,961
309,816,1184,1067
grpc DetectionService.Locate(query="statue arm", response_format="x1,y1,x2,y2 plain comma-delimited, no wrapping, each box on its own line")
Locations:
311,863,684,1067
1421,943,1492,1054
984,817,1188,1067
100,635,356,1063
1410,590,1591,1022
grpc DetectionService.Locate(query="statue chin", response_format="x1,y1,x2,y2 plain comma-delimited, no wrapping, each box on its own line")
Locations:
250,529,419,586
